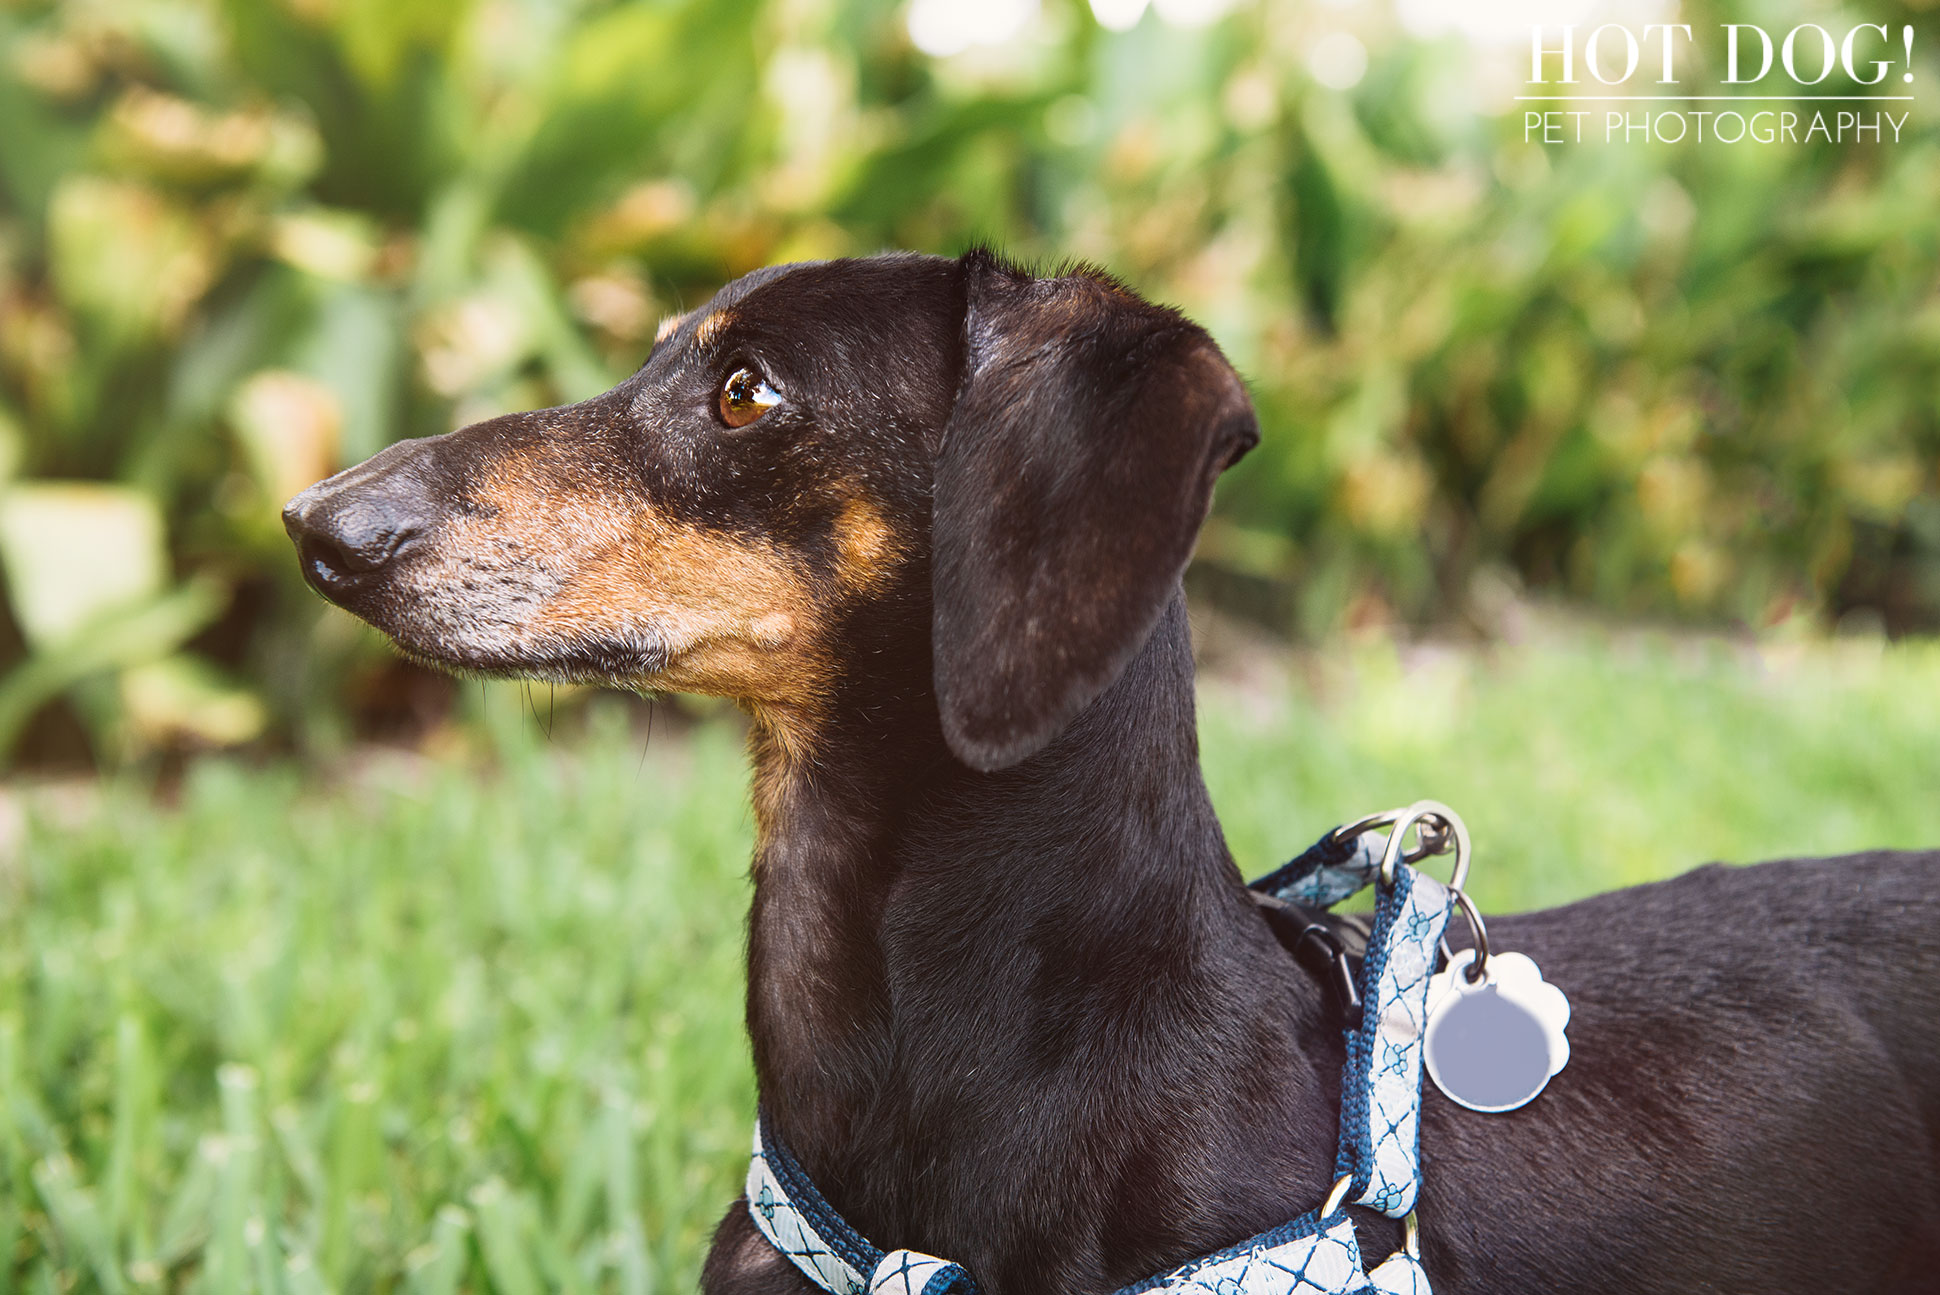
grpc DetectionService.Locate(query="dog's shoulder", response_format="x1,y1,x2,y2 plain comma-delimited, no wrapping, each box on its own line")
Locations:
701,1200,821,1295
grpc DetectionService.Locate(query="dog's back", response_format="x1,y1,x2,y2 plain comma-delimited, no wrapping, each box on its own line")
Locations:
1423,849,1940,1292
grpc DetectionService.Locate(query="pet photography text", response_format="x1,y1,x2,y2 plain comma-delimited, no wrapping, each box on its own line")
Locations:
1520,20,1916,145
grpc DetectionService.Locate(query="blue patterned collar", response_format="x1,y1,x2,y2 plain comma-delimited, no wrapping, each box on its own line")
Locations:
746,814,1453,1295
748,1118,977,1295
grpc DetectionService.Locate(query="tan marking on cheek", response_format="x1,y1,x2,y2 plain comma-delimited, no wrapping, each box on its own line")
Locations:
830,498,902,592
654,312,689,344
465,457,636,572
749,611,797,645
436,457,839,757
541,508,836,707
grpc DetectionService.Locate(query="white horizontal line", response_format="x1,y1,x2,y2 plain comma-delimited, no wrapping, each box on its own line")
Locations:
1515,95,1914,101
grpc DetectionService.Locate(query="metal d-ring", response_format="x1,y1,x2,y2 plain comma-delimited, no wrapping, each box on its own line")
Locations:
1330,805,1460,872
1321,1178,1422,1259
1450,886,1491,983
1328,808,1402,848
1375,800,1471,892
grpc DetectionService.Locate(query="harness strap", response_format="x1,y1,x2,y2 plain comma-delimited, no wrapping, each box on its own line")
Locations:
1365,1253,1431,1295
1335,867,1453,1218
749,1118,977,1295
1250,826,1385,910
1119,1213,1370,1295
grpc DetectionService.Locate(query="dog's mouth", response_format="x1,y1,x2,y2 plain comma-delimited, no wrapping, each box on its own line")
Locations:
390,627,675,688
354,571,677,689
283,481,665,687
285,422,835,708
290,495,825,704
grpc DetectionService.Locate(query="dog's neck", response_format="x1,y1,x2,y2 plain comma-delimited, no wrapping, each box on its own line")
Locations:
743,593,1341,1291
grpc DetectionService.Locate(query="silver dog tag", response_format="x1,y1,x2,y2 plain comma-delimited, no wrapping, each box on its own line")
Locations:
1424,950,1570,1113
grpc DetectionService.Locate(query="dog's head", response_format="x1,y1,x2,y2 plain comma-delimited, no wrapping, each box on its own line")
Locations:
285,250,1257,770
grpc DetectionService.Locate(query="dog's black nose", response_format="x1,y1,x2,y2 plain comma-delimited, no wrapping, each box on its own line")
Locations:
283,477,429,600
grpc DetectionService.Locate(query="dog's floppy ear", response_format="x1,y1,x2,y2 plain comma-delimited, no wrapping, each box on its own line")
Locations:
932,250,1259,772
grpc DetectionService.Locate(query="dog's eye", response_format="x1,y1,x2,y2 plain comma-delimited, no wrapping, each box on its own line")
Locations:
719,367,781,428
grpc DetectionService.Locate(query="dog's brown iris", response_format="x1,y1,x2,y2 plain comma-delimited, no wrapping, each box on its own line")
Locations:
720,367,781,428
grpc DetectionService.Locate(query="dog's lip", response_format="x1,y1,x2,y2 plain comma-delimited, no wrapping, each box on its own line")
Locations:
386,624,674,686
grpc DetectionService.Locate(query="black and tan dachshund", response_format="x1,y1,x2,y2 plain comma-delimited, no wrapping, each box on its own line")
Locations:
285,250,1940,1295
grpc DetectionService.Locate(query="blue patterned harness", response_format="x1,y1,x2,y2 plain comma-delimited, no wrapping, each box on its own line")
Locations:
746,817,1454,1295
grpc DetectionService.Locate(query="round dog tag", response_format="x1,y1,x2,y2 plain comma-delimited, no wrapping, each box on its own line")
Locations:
1424,950,1570,1114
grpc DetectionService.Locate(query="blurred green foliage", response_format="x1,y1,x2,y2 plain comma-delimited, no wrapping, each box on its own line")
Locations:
0,0,1937,765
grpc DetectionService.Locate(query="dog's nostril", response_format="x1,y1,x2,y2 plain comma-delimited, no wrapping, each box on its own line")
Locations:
285,473,434,603
294,501,424,581
300,534,358,589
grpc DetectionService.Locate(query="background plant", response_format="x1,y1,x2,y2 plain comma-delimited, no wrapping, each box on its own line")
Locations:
0,0,1936,765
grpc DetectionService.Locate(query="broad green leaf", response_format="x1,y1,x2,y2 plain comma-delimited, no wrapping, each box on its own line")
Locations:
0,578,226,760
46,176,214,348
119,655,270,750
0,483,168,648
228,371,343,513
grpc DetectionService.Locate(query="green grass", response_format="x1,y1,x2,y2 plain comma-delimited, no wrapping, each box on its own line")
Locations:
4,629,1938,1294
1200,627,1940,911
